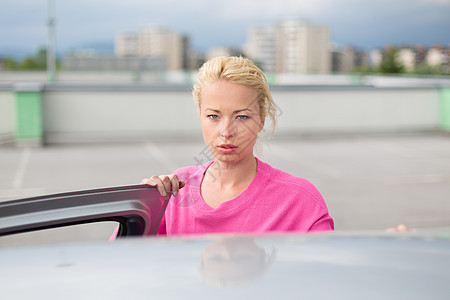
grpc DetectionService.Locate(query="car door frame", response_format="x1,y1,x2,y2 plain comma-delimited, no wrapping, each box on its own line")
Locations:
0,185,168,238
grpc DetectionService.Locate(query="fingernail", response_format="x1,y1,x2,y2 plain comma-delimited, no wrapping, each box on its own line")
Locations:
173,191,178,196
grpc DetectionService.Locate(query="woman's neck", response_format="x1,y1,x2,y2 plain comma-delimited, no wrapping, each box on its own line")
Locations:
205,155,258,189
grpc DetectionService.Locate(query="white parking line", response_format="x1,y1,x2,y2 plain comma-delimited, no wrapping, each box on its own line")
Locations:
12,147,32,189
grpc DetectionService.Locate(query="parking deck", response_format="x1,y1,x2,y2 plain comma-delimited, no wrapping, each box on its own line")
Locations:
1,132,450,231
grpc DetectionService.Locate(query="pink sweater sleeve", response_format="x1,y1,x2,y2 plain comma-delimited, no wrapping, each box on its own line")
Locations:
308,211,334,232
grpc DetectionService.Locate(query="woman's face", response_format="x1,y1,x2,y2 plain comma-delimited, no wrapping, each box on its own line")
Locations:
200,79,264,164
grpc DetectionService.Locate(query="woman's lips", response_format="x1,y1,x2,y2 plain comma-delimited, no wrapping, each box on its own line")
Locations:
217,144,238,154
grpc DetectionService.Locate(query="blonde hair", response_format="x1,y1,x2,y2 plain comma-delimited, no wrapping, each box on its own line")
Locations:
193,56,277,135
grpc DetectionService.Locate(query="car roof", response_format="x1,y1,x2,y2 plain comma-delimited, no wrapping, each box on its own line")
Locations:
0,232,449,299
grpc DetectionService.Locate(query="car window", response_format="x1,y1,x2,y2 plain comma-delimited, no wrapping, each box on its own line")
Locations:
0,221,118,248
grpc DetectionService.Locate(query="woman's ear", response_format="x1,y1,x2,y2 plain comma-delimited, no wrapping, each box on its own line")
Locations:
258,119,265,133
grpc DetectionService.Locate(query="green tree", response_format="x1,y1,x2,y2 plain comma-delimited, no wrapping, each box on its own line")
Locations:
19,47,47,70
2,47,50,70
379,47,404,74
35,48,47,69
3,58,19,70
20,57,40,70
412,63,449,76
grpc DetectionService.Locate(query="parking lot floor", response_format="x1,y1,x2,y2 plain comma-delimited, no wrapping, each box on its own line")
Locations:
1,132,450,231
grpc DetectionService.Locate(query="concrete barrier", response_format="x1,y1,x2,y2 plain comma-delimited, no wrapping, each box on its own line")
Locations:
272,86,441,134
0,86,15,144
1,79,449,146
441,88,450,130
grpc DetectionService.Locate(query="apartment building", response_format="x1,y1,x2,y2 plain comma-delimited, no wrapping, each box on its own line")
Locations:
115,26,189,70
398,48,416,72
372,45,450,72
115,32,139,57
244,26,276,73
426,46,448,67
245,20,331,74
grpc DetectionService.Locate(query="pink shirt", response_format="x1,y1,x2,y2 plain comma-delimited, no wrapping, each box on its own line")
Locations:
157,158,334,236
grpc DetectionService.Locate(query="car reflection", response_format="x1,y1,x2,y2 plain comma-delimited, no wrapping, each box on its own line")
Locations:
199,236,276,287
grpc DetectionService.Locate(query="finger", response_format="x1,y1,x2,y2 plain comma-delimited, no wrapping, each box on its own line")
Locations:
160,176,172,198
170,175,180,196
149,175,168,198
386,224,409,232
396,224,409,232
141,178,157,186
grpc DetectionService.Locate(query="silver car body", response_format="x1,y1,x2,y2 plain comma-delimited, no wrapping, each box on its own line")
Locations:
0,186,449,299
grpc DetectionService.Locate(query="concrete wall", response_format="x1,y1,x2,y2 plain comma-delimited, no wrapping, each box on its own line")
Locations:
273,88,440,134
39,86,445,142
0,88,15,142
42,87,199,142
0,82,448,146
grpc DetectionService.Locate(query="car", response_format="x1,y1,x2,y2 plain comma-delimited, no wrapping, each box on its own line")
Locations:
0,185,449,299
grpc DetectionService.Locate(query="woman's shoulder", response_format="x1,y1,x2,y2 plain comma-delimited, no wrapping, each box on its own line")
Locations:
257,159,324,200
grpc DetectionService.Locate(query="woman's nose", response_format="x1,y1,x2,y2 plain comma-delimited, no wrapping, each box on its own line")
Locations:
220,119,236,139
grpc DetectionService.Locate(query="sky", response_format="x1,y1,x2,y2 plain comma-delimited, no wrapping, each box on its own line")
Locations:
0,0,449,58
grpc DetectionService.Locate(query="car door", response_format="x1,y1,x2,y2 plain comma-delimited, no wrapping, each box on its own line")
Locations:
0,185,167,240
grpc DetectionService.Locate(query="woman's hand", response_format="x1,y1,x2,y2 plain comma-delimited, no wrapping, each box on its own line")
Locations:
386,224,415,233
141,175,186,200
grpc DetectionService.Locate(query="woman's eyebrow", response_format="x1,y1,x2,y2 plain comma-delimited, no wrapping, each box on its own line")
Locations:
204,108,255,114
204,108,220,113
233,108,253,114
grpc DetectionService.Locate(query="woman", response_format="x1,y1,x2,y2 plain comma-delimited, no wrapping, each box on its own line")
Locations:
142,56,334,235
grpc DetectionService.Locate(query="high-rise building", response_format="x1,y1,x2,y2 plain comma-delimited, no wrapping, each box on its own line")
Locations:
276,20,330,74
115,26,189,70
115,32,139,57
245,19,330,74
244,26,276,73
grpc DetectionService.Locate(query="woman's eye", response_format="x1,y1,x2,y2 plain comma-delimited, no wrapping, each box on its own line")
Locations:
237,115,248,120
207,114,219,119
